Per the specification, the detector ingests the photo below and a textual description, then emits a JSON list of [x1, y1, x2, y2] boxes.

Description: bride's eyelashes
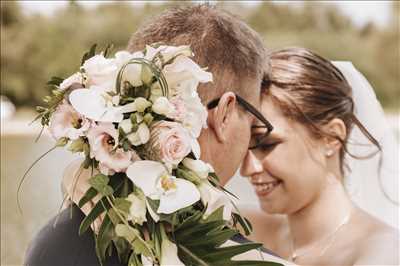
[[256, 141, 280, 152], [250, 134, 282, 151]]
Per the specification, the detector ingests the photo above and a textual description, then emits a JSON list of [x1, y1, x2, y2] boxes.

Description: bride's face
[[241, 96, 330, 214]]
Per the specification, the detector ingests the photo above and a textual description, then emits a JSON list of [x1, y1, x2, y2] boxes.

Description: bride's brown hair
[[265, 47, 381, 175]]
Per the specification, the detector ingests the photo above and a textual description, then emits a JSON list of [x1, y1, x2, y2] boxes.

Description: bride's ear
[[207, 92, 237, 143], [322, 118, 347, 154]]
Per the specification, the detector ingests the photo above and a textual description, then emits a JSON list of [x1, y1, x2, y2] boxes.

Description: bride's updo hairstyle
[[265, 47, 380, 175]]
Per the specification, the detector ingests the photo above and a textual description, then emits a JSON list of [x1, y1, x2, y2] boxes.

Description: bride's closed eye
[[254, 139, 281, 152], [250, 128, 282, 151]]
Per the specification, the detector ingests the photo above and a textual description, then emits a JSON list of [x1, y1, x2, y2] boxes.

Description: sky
[[18, 1, 393, 28]]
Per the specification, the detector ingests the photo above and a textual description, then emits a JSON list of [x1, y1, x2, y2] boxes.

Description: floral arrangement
[[25, 44, 280, 266]]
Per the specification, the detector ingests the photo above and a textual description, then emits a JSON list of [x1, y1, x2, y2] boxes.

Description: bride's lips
[[251, 180, 282, 197]]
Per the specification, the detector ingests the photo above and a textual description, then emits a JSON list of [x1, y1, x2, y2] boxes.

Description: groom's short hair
[[127, 4, 267, 102]]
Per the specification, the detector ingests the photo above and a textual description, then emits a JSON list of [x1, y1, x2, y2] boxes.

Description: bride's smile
[[251, 178, 282, 197]]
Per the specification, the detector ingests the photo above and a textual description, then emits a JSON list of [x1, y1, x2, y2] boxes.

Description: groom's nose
[[240, 150, 263, 177]]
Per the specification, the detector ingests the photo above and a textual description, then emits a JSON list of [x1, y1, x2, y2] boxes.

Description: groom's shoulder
[[24, 204, 122, 266]]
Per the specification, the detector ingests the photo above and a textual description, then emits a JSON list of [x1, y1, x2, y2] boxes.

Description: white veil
[[332, 62, 399, 228]]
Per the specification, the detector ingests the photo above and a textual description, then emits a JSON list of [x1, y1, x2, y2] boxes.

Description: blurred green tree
[[0, 1, 398, 109]]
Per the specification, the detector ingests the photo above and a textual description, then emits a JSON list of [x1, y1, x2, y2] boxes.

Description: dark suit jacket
[[24, 204, 277, 266]]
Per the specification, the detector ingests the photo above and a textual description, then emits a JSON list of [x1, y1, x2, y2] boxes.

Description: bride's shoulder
[[352, 209, 399, 265]]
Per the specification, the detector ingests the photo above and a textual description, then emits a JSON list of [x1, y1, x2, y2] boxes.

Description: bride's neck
[[287, 173, 354, 249]]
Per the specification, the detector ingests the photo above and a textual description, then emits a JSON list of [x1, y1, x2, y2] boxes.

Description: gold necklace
[[290, 211, 352, 262]]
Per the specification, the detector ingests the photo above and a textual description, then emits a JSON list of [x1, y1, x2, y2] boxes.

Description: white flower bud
[[119, 119, 133, 133], [134, 97, 151, 113], [127, 123, 150, 146], [126, 193, 147, 225], [152, 97, 174, 116], [182, 158, 210, 179], [141, 65, 153, 85]]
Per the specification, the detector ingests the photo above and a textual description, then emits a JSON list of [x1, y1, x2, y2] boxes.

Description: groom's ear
[[207, 92, 237, 143]]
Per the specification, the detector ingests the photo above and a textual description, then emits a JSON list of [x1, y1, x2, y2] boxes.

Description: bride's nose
[[240, 150, 263, 177]]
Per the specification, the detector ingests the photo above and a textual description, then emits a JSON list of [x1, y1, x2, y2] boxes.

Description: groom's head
[[128, 5, 267, 184]]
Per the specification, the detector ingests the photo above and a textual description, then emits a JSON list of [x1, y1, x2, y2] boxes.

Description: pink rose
[[48, 101, 91, 140], [87, 123, 136, 174], [148, 121, 192, 166]]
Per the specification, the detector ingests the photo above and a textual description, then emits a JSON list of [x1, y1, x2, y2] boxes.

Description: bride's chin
[[258, 195, 288, 214]]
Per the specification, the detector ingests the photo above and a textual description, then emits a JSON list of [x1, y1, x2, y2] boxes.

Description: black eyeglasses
[[207, 94, 273, 149]]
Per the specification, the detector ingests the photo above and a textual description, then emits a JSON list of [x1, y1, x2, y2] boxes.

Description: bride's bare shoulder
[[353, 209, 399, 265]]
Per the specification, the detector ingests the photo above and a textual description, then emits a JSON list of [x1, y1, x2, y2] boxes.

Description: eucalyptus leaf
[[78, 187, 98, 208], [46, 76, 64, 86], [79, 198, 110, 235], [95, 216, 114, 263]]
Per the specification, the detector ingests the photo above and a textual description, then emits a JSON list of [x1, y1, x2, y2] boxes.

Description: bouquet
[[25, 44, 281, 266]]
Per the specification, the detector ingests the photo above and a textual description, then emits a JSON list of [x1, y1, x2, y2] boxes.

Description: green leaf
[[95, 216, 114, 263], [78, 187, 98, 208], [68, 138, 86, 153], [178, 245, 208, 266], [201, 243, 263, 261], [204, 206, 224, 222], [114, 197, 131, 215], [107, 208, 121, 225], [115, 224, 153, 258], [46, 76, 64, 86], [226, 261, 283, 266], [81, 43, 97, 66], [55, 137, 69, 147], [79, 198, 110, 235], [232, 212, 253, 236], [185, 229, 238, 248], [128, 252, 142, 266], [175, 220, 226, 240], [176, 168, 201, 185], [89, 174, 114, 196], [103, 43, 114, 58], [113, 237, 131, 264]]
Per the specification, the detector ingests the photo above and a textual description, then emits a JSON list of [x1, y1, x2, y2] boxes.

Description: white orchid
[[126, 160, 200, 214], [69, 86, 136, 123], [81, 54, 118, 92], [160, 235, 184, 265], [114, 50, 144, 68], [59, 72, 83, 90], [140, 235, 184, 266], [163, 55, 213, 90], [198, 180, 234, 221]]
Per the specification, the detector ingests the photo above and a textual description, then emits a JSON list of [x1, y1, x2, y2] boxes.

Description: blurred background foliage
[[1, 0, 399, 110]]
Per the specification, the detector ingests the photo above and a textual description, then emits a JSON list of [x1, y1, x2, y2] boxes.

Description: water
[[1, 134, 76, 266]]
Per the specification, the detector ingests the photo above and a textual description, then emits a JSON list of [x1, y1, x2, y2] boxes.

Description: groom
[[25, 5, 286, 266]]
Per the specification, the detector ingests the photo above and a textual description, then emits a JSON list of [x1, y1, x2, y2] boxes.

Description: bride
[[240, 47, 399, 265]]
